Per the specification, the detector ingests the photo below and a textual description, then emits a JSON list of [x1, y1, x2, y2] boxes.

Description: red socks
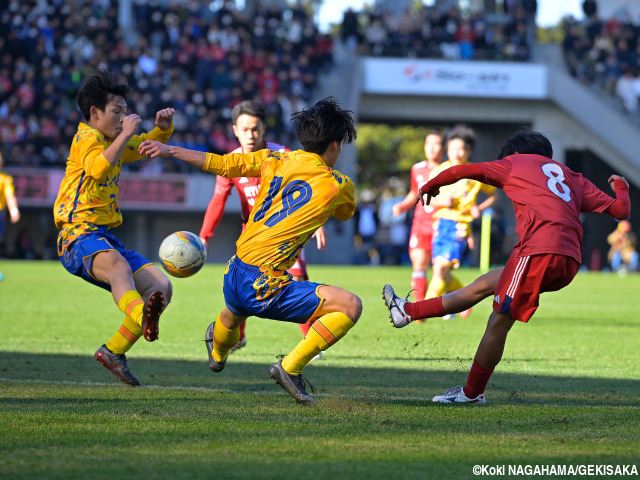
[[405, 296, 444, 320], [464, 358, 495, 399]]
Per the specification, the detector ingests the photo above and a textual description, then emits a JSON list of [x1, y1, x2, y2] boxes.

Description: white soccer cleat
[[432, 385, 486, 404], [382, 284, 412, 328]]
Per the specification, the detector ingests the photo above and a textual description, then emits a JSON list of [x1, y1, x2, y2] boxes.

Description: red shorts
[[493, 253, 580, 323], [408, 224, 433, 253], [288, 248, 308, 280]]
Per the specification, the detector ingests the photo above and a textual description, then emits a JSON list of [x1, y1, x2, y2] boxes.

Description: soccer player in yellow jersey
[[0, 152, 20, 281], [139, 98, 361, 405], [53, 69, 175, 386], [425, 125, 497, 318]]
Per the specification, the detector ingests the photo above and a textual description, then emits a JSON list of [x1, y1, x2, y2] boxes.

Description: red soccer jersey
[[478, 154, 616, 263], [410, 160, 439, 234], [199, 141, 289, 242]]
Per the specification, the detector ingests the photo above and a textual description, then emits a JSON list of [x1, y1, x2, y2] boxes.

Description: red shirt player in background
[[392, 129, 445, 302], [383, 130, 631, 404], [199, 100, 327, 353]]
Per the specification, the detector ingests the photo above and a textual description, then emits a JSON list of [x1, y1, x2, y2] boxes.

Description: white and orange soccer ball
[[158, 231, 206, 278]]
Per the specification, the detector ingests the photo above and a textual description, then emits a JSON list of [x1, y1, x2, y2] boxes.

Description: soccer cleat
[[311, 351, 323, 361], [442, 314, 456, 320], [142, 291, 164, 342], [268, 360, 316, 406], [432, 385, 486, 404], [229, 337, 247, 354], [204, 321, 227, 372], [94, 345, 140, 386], [382, 284, 412, 328], [460, 308, 472, 319]]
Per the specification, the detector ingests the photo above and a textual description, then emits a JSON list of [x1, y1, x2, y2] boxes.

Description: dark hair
[[291, 97, 356, 155], [426, 128, 445, 145], [446, 124, 475, 151], [497, 129, 553, 159], [77, 69, 131, 122], [231, 100, 266, 125]]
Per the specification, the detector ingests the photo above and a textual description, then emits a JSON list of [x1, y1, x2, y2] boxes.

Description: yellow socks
[[117, 290, 145, 328], [425, 277, 445, 299], [445, 276, 464, 293], [281, 312, 355, 375], [105, 291, 146, 355], [212, 316, 240, 362], [106, 316, 143, 354]]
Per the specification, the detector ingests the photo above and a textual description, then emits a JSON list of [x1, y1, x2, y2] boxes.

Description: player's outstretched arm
[[139, 141, 206, 169], [417, 163, 487, 205]]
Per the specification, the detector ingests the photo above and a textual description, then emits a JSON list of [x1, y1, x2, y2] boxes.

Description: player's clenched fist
[[155, 108, 175, 130], [122, 114, 141, 137]]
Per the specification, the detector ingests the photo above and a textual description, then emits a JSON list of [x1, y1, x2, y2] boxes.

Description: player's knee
[[345, 293, 363, 323]]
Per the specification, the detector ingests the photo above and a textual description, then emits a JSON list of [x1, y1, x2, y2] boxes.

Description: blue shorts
[[58, 225, 152, 292], [223, 255, 325, 324], [431, 219, 469, 268]]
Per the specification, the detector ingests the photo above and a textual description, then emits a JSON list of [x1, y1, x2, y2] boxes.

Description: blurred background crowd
[[1, 0, 638, 269]]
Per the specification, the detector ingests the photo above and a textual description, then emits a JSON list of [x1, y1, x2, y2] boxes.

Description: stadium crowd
[[562, 1, 640, 116], [340, 2, 536, 62], [0, 0, 332, 172]]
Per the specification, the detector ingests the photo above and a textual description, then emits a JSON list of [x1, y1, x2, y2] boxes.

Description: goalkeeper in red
[[139, 98, 361, 406], [383, 130, 631, 404]]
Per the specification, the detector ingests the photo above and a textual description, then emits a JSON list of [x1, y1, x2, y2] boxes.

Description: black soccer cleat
[[95, 344, 140, 386], [268, 360, 316, 406], [204, 321, 227, 372]]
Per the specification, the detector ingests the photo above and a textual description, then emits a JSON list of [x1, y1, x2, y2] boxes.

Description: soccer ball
[[158, 231, 206, 278]]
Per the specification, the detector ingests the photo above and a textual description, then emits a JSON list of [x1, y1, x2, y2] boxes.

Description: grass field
[[1, 260, 639, 479]]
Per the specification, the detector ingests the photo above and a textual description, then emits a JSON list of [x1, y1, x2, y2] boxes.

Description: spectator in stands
[[583, 0, 598, 21], [615, 66, 638, 113], [340, 8, 360, 48], [607, 220, 638, 273]]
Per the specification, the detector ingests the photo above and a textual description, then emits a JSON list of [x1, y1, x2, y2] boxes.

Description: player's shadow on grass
[[1, 351, 638, 407]]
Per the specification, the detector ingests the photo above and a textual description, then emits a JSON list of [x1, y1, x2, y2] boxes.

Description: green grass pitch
[[1, 260, 639, 479]]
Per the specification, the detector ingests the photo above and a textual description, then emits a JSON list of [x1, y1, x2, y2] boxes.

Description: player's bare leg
[[473, 310, 515, 370]]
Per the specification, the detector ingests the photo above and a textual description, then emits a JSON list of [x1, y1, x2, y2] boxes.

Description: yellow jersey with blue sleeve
[[428, 160, 496, 224], [0, 172, 15, 211], [204, 148, 355, 272], [54, 122, 173, 247]]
